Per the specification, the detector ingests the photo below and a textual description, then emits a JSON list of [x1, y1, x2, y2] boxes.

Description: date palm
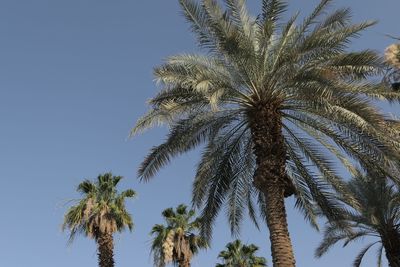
[[216, 240, 267, 267], [132, 0, 400, 266], [62, 173, 135, 267], [150, 204, 207, 267], [316, 172, 400, 267]]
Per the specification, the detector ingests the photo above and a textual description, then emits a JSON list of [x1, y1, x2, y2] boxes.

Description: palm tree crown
[[316, 172, 400, 267], [150, 204, 207, 267], [216, 240, 267, 267], [62, 173, 135, 267], [132, 0, 400, 266], [63, 173, 135, 240]]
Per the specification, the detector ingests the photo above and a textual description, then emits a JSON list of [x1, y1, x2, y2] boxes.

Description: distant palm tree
[[316, 173, 400, 267], [150, 204, 207, 267], [384, 39, 400, 91], [132, 0, 400, 266], [63, 173, 135, 267], [216, 240, 267, 267], [385, 43, 400, 69]]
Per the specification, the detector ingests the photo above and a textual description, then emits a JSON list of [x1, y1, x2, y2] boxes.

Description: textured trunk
[[383, 229, 400, 267], [176, 238, 192, 267], [97, 232, 115, 267], [248, 103, 296, 267], [261, 178, 295, 267], [178, 258, 190, 267]]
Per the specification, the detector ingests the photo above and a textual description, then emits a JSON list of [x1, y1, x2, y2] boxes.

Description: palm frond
[[353, 242, 379, 267], [63, 173, 135, 243]]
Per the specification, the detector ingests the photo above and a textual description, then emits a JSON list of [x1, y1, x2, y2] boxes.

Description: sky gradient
[[1, 0, 399, 266]]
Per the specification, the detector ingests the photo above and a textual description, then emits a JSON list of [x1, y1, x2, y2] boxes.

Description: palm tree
[[150, 204, 207, 267], [385, 43, 400, 69], [216, 240, 267, 267], [132, 0, 400, 266], [316, 172, 400, 267], [383, 38, 400, 91], [62, 173, 135, 267]]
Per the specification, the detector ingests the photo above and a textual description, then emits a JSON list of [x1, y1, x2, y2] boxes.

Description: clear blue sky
[[0, 0, 399, 266]]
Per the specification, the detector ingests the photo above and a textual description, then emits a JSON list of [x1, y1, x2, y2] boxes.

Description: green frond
[[120, 189, 136, 199], [179, 0, 217, 50], [285, 140, 344, 223], [316, 172, 400, 266], [63, 173, 135, 243], [150, 205, 207, 267], [297, 20, 377, 61], [284, 112, 377, 167], [299, 0, 332, 34], [283, 125, 347, 193], [193, 125, 253, 239], [316, 7, 352, 30], [261, 0, 287, 26], [77, 180, 96, 195], [191, 120, 249, 206], [216, 239, 267, 266], [266, 12, 299, 82], [325, 51, 383, 80], [111, 175, 123, 187], [223, 0, 253, 38], [246, 188, 261, 230], [131, 109, 174, 136], [286, 160, 319, 230], [176, 204, 188, 215], [226, 168, 246, 236], [138, 110, 238, 181]]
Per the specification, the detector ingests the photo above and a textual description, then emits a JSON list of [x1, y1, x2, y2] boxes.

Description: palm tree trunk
[[178, 258, 191, 267], [97, 232, 115, 267], [248, 103, 296, 267], [261, 177, 295, 267], [383, 229, 400, 267]]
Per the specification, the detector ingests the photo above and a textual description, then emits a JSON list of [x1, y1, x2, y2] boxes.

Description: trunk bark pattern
[[383, 229, 400, 267], [248, 103, 296, 267], [97, 232, 115, 267], [178, 258, 191, 267]]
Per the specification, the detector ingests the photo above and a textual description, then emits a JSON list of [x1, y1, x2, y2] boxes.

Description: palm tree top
[[150, 204, 207, 267], [216, 239, 267, 267], [151, 203, 206, 242], [161, 204, 200, 229], [62, 172, 136, 242]]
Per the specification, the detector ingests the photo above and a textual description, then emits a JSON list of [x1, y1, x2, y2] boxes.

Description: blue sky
[[0, 0, 399, 266]]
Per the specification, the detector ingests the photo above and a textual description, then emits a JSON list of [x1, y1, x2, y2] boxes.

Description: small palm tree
[[384, 37, 400, 91], [316, 172, 400, 267], [63, 173, 135, 267], [132, 0, 400, 266], [216, 240, 267, 267], [150, 204, 207, 267], [385, 43, 400, 69]]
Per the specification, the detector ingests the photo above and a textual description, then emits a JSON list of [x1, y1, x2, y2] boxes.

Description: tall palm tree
[[316, 172, 400, 267], [62, 173, 135, 267], [132, 0, 400, 266], [150, 204, 207, 267], [216, 240, 267, 267]]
